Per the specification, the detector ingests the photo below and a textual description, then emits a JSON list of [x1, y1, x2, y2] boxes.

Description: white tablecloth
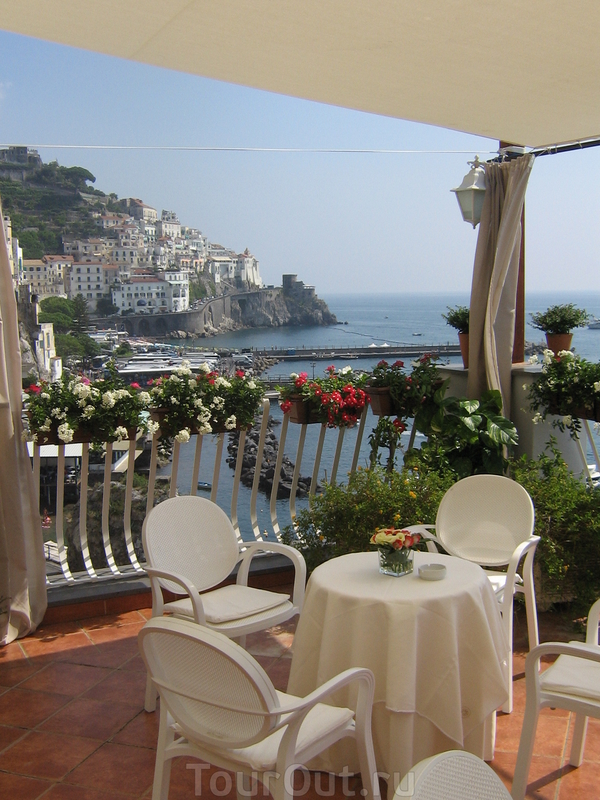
[[287, 551, 509, 792]]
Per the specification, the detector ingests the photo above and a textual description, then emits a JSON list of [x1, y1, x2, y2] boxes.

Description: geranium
[[149, 361, 264, 438], [528, 349, 600, 436], [24, 366, 151, 444], [278, 365, 368, 428]]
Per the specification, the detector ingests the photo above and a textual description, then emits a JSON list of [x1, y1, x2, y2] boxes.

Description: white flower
[[40, 392, 51, 400], [289, 372, 299, 380], [225, 415, 237, 430], [114, 426, 129, 441], [139, 391, 151, 405], [562, 415, 573, 428], [82, 406, 95, 418], [194, 398, 206, 409], [51, 407, 66, 420], [39, 418, 52, 432], [594, 382, 600, 393], [558, 350, 575, 360], [215, 377, 231, 388], [170, 396, 179, 405], [147, 419, 160, 436], [528, 355, 539, 364], [73, 383, 92, 399], [197, 408, 211, 424], [523, 384, 528, 391], [175, 428, 191, 443], [211, 396, 225, 411], [247, 380, 256, 389], [170, 374, 181, 383], [340, 366, 352, 375], [198, 362, 211, 374], [542, 349, 554, 365], [57, 423, 74, 443], [102, 391, 116, 408], [188, 379, 196, 389], [532, 413, 543, 424], [197, 422, 212, 434]]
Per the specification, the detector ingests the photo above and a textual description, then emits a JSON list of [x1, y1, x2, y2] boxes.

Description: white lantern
[[451, 156, 487, 227]]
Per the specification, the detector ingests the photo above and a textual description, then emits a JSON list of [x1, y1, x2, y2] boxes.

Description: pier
[[251, 343, 461, 361]]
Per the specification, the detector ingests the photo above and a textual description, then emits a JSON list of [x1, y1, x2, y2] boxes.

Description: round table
[[287, 551, 509, 795]]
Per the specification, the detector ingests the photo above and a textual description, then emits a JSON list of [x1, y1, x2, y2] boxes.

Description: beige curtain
[[467, 154, 534, 416], [0, 201, 47, 644]]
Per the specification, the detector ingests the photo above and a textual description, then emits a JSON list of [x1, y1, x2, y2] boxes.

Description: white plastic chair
[[139, 616, 382, 800], [407, 474, 539, 713], [512, 598, 600, 800], [399, 750, 512, 800], [142, 495, 306, 711]]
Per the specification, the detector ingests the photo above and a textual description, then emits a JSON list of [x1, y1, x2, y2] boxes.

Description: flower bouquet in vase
[[370, 527, 422, 577]]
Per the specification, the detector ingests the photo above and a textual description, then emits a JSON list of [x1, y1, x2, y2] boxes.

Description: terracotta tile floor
[[0, 600, 596, 799]]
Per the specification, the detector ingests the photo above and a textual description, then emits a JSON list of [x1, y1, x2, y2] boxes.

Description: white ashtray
[[418, 563, 447, 581]]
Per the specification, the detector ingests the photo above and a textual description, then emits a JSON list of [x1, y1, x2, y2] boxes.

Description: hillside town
[[1, 146, 264, 315]]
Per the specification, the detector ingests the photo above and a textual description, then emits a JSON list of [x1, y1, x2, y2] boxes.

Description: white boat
[[588, 318, 600, 329]]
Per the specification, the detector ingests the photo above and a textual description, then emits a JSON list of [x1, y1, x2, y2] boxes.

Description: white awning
[[0, 1, 598, 148]]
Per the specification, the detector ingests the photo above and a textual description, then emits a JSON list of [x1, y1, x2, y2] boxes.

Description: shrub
[[510, 441, 600, 611], [442, 305, 470, 333], [281, 465, 455, 573], [530, 303, 589, 334]]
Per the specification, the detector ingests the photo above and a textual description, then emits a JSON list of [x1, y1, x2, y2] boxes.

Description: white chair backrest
[[142, 496, 240, 592], [435, 475, 535, 567], [139, 617, 280, 748], [405, 750, 512, 800]]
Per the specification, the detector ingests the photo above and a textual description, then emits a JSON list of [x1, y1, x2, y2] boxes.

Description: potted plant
[[24, 371, 151, 445], [370, 526, 424, 576], [149, 361, 264, 441], [527, 350, 600, 437], [278, 365, 368, 427], [442, 305, 470, 368], [365, 359, 410, 417], [530, 303, 589, 354]]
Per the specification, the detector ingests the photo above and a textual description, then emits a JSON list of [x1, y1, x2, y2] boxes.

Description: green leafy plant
[[530, 303, 589, 335], [442, 305, 470, 333], [409, 389, 518, 477], [281, 465, 455, 573], [527, 350, 600, 436], [368, 416, 406, 472]]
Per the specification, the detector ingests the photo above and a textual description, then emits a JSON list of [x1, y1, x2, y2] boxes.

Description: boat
[[588, 318, 600, 329], [412, 332, 423, 336], [197, 481, 212, 491]]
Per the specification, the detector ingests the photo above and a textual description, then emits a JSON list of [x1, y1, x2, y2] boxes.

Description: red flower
[[130, 382, 141, 390], [235, 370, 245, 378], [393, 418, 406, 431], [393, 360, 404, 368], [326, 365, 336, 374], [280, 400, 292, 414], [377, 360, 388, 367], [28, 384, 41, 394]]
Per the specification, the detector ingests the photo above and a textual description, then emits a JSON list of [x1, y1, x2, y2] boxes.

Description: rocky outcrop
[[231, 288, 337, 329], [226, 417, 317, 498]]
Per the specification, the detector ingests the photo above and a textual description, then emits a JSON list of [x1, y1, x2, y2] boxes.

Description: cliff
[[230, 288, 337, 328]]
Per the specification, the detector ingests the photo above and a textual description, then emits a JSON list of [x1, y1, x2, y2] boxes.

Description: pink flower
[[235, 370, 245, 378], [130, 382, 141, 390]]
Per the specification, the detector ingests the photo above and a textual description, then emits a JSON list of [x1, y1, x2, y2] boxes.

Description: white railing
[[35, 397, 370, 586]]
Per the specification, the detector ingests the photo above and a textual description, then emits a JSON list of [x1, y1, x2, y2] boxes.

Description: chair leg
[[512, 704, 540, 800], [152, 705, 174, 800], [355, 727, 382, 800], [145, 673, 158, 713], [236, 771, 257, 800], [523, 573, 539, 651], [501, 605, 514, 714], [570, 713, 589, 767]]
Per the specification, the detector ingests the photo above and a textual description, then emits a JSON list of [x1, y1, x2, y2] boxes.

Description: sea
[[162, 291, 600, 540]]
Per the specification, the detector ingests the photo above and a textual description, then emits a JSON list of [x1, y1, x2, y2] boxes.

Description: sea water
[[165, 291, 600, 539]]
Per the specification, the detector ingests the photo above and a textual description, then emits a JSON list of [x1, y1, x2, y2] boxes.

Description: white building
[[163, 268, 190, 312], [111, 276, 171, 314], [22, 256, 71, 298], [236, 249, 263, 287]]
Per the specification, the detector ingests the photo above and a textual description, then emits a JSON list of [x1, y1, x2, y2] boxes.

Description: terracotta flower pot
[[458, 332, 469, 369], [545, 333, 573, 355], [365, 386, 393, 416]]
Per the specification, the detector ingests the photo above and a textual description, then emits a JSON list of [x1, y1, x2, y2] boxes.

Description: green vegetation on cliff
[[0, 160, 109, 258]]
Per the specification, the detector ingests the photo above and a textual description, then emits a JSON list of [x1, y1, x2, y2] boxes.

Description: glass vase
[[378, 547, 414, 577]]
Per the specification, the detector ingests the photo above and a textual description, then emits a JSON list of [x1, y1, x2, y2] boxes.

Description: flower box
[[287, 396, 322, 425], [365, 386, 393, 416]]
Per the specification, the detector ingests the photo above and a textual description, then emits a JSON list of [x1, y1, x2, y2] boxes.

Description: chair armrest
[[526, 641, 600, 679], [272, 667, 375, 731], [505, 536, 540, 588], [404, 524, 440, 553], [145, 567, 206, 625], [236, 541, 307, 612], [586, 599, 600, 644]]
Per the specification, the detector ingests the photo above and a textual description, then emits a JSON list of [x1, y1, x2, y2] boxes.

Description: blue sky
[[0, 30, 599, 295]]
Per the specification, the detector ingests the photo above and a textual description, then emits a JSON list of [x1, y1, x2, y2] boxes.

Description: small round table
[[287, 551, 508, 796]]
